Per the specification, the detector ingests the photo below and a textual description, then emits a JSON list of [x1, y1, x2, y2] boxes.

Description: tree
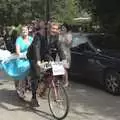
[[50, 0, 79, 24], [0, 0, 45, 25], [0, 0, 79, 25], [92, 0, 120, 34]]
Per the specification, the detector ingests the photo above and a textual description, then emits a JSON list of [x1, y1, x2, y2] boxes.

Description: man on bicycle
[[27, 22, 65, 107]]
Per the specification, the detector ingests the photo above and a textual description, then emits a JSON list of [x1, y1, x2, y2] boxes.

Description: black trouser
[[29, 54, 54, 99], [29, 60, 40, 99]]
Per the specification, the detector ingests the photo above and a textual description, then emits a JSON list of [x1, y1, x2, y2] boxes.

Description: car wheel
[[104, 70, 120, 95]]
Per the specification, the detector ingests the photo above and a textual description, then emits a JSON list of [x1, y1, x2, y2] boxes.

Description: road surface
[[0, 79, 119, 120]]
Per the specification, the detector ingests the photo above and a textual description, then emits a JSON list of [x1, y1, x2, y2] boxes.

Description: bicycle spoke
[[48, 82, 69, 119]]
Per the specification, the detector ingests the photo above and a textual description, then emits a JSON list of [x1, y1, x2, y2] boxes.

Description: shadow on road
[[0, 88, 54, 120]]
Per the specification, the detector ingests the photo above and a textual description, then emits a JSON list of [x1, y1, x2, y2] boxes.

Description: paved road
[[0, 79, 120, 120]]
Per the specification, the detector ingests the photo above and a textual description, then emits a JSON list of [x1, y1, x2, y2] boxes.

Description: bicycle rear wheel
[[48, 80, 69, 119]]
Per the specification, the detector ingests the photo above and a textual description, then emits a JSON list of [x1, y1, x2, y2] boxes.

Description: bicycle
[[39, 61, 69, 120], [10, 55, 69, 119]]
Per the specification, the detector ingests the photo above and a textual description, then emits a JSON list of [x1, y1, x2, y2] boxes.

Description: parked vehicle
[[70, 33, 120, 95]]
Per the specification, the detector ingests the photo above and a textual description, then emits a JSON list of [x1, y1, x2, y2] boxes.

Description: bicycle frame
[[43, 69, 60, 100], [39, 62, 69, 119]]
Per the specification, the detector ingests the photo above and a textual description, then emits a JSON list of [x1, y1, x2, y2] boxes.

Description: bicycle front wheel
[[48, 81, 69, 119]]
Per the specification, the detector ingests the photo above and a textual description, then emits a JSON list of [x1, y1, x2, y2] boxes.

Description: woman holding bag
[[15, 25, 33, 98]]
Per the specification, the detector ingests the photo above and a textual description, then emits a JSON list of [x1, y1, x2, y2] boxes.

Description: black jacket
[[27, 32, 65, 62], [27, 32, 47, 61]]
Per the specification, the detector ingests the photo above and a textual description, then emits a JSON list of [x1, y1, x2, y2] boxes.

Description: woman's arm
[[16, 45, 21, 55], [15, 37, 22, 56]]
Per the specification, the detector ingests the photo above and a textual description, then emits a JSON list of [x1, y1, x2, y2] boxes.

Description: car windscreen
[[88, 35, 120, 50], [72, 34, 87, 47]]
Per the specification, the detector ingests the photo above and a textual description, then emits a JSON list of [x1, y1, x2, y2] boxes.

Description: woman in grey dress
[[59, 24, 72, 87]]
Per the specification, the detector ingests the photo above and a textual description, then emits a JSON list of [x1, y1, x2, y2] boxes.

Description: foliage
[[92, 0, 120, 34], [0, 0, 79, 25], [50, 0, 79, 24]]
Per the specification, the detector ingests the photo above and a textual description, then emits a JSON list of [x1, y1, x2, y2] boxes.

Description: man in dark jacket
[[27, 22, 65, 107]]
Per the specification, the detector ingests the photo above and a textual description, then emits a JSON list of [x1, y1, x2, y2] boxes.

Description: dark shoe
[[31, 98, 39, 107]]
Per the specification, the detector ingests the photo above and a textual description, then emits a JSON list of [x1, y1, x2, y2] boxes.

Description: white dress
[[59, 32, 72, 69]]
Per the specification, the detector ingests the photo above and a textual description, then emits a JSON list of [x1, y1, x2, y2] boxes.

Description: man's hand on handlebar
[[37, 60, 41, 67], [37, 60, 49, 67]]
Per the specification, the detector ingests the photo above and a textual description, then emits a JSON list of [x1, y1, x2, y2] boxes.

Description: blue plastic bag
[[1, 58, 30, 80], [0, 60, 3, 70]]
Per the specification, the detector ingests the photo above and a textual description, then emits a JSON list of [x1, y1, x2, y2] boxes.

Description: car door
[[82, 36, 106, 80], [71, 38, 103, 80], [82, 42, 100, 79], [70, 35, 89, 76]]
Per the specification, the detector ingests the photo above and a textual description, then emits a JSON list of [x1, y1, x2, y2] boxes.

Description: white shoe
[[16, 89, 25, 98]]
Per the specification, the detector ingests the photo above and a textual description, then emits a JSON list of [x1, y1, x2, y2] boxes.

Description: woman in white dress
[[59, 24, 72, 87]]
